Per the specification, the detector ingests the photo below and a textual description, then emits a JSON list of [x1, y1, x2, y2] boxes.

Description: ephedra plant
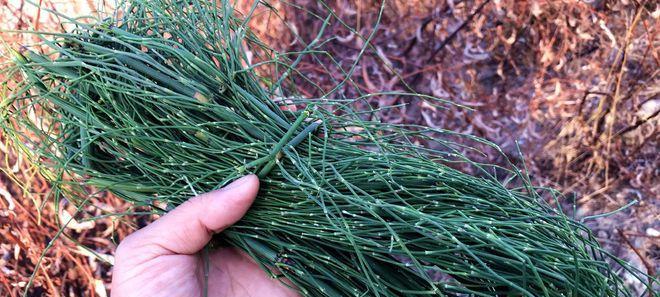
[[1, 0, 656, 296]]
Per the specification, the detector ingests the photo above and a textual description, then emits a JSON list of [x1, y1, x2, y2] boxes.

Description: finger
[[122, 174, 259, 255]]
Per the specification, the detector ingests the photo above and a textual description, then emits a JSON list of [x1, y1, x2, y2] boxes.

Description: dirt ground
[[1, 0, 658, 296]]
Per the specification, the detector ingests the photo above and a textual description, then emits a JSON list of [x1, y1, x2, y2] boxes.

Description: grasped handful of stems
[[2, 0, 655, 296]]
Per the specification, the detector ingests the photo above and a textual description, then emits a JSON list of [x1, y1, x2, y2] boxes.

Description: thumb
[[119, 174, 259, 255]]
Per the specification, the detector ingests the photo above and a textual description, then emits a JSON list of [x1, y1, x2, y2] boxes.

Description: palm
[[113, 247, 295, 297]]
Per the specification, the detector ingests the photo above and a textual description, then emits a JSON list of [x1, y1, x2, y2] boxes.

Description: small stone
[[646, 228, 660, 237]]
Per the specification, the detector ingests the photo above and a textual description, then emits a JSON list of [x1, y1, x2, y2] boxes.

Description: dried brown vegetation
[[1, 0, 658, 295]]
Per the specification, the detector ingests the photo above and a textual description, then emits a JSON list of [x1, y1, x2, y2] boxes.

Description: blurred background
[[1, 0, 657, 296]]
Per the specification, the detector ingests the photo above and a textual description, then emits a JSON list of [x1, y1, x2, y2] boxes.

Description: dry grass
[[1, 0, 658, 295], [0, 141, 138, 296]]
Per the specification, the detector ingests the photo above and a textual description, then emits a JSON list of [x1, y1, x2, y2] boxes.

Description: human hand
[[111, 175, 299, 297]]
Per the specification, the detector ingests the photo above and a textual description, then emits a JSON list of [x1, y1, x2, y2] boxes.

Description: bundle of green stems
[[1, 0, 654, 296]]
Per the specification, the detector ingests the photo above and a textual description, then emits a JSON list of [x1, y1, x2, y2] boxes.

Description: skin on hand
[[111, 175, 299, 297]]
